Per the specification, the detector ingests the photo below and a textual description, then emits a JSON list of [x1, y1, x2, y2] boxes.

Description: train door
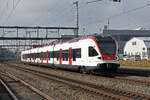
[[59, 49, 62, 64], [88, 46, 99, 65], [69, 48, 72, 65]]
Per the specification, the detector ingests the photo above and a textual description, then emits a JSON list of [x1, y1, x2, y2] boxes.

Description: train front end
[[93, 35, 120, 72]]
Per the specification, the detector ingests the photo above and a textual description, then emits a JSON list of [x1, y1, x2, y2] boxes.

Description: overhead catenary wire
[[0, 0, 10, 22], [85, 2, 150, 26], [2, 0, 22, 25], [34, 0, 87, 26], [31, 0, 61, 25], [86, 0, 103, 4], [33, 3, 73, 25]]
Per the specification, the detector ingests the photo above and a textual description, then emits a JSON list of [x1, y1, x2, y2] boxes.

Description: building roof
[[103, 30, 150, 35], [133, 37, 150, 48], [134, 37, 150, 42], [145, 42, 150, 48]]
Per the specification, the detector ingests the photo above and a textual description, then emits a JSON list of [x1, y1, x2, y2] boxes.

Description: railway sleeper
[[79, 66, 88, 74]]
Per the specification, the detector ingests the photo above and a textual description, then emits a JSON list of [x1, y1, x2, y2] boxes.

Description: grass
[[119, 60, 150, 67]]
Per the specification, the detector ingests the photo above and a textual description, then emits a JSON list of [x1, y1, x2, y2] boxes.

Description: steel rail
[[7, 73, 55, 100], [13, 67, 130, 100], [0, 72, 55, 100], [0, 79, 19, 100], [10, 65, 149, 100], [21, 63, 150, 87], [5, 63, 150, 99]]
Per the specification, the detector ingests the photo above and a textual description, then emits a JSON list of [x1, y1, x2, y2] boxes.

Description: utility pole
[[73, 1, 79, 38], [13, 0, 15, 9]]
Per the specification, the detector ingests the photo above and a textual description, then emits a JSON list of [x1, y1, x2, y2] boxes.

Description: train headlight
[[115, 56, 119, 60]]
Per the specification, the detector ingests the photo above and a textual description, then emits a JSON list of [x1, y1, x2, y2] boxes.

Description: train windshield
[[97, 39, 116, 55]]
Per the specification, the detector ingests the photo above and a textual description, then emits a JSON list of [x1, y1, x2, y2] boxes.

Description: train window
[[36, 53, 39, 58], [48, 52, 51, 60], [57, 51, 59, 61], [35, 53, 37, 58], [62, 52, 64, 61], [53, 51, 58, 60], [97, 40, 116, 55], [43, 52, 47, 60], [72, 48, 81, 61], [53, 51, 55, 58], [89, 46, 98, 57], [32, 54, 34, 58], [49, 51, 52, 58], [62, 50, 68, 61], [39, 53, 41, 58], [76, 49, 81, 58], [35, 53, 38, 58], [23, 55, 25, 59], [66, 50, 69, 61], [73, 48, 81, 59], [30, 54, 31, 58], [32, 54, 34, 59]]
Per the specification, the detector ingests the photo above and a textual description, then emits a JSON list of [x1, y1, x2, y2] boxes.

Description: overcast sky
[[0, 0, 150, 34]]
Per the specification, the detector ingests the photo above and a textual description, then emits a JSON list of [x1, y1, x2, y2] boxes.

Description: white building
[[124, 37, 150, 59]]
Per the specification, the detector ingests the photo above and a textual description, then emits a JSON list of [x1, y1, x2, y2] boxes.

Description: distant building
[[124, 37, 150, 59], [0, 47, 15, 60], [102, 30, 150, 54]]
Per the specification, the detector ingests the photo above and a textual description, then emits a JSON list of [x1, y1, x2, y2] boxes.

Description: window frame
[[89, 46, 98, 57]]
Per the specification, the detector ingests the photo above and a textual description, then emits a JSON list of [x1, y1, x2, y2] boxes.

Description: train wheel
[[88, 70, 94, 74], [80, 66, 87, 74]]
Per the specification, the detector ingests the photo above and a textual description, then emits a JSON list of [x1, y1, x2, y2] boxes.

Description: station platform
[[118, 66, 150, 76]]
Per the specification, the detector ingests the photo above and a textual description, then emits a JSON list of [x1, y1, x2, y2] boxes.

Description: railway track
[[0, 72, 55, 100], [93, 72, 150, 87], [0, 77, 18, 100], [19, 63, 150, 87], [4, 64, 150, 100]]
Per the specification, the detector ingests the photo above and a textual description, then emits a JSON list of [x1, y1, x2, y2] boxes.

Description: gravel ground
[[12, 63, 150, 95], [0, 63, 108, 100], [0, 73, 44, 100], [0, 80, 12, 100]]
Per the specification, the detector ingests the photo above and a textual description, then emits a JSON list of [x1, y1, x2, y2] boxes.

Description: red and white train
[[21, 35, 120, 73]]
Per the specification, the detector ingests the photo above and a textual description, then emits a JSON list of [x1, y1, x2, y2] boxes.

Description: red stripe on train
[[59, 49, 62, 64], [41, 52, 43, 63], [69, 48, 72, 65]]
